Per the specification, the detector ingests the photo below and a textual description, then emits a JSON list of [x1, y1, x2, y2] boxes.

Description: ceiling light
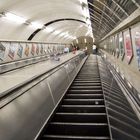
[[80, 0, 87, 4], [53, 30, 61, 35], [59, 32, 65, 37], [31, 22, 43, 29], [86, 18, 91, 25], [4, 12, 26, 23], [76, 39, 79, 44], [45, 27, 54, 32], [84, 38, 87, 43]]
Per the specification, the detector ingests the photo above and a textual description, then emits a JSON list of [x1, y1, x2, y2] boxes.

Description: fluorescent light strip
[[45, 27, 54, 32], [31, 22, 44, 29], [84, 38, 87, 43], [4, 12, 26, 23]]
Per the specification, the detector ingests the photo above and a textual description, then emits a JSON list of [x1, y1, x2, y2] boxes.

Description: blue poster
[[135, 31, 140, 69], [17, 43, 23, 58], [8, 43, 16, 60]]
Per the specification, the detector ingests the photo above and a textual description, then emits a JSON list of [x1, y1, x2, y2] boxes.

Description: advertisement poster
[[44, 44, 48, 54], [8, 43, 16, 60], [115, 34, 119, 58], [119, 32, 125, 60], [112, 36, 116, 56], [123, 29, 133, 64], [17, 43, 23, 58], [135, 31, 140, 69], [0, 42, 6, 61], [31, 43, 36, 56], [40, 44, 44, 54], [25, 43, 30, 56], [53, 45, 57, 54], [36, 44, 39, 55]]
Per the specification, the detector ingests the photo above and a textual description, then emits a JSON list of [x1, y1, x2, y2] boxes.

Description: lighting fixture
[[53, 30, 61, 35], [45, 27, 54, 32], [31, 22, 44, 29], [84, 38, 87, 43], [4, 12, 26, 23]]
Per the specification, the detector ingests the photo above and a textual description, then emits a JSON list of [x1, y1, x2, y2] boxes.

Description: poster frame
[[123, 28, 133, 64]]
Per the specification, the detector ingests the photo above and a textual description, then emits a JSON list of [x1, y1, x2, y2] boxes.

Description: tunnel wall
[[0, 41, 68, 64], [99, 22, 140, 92]]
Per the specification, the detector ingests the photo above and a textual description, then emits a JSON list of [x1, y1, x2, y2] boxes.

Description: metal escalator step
[[73, 81, 101, 83], [72, 83, 101, 86], [75, 78, 100, 80], [66, 94, 103, 99], [63, 99, 104, 105], [58, 105, 106, 113], [68, 89, 103, 94], [42, 135, 110, 140], [76, 76, 100, 78], [45, 122, 109, 136], [70, 86, 102, 90], [53, 113, 107, 123]]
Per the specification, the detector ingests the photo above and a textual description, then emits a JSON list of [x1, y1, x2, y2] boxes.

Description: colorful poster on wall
[[17, 43, 23, 58], [135, 31, 140, 69], [31, 43, 36, 56], [40, 44, 44, 54], [8, 43, 16, 60], [119, 32, 125, 60], [25, 43, 30, 56], [36, 44, 39, 55], [110, 36, 114, 55], [115, 34, 119, 58], [44, 44, 48, 54], [123, 29, 133, 64], [0, 42, 6, 61]]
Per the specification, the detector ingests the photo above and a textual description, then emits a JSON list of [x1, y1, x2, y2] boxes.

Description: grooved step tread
[[50, 122, 108, 126], [56, 112, 107, 115], [43, 134, 110, 139]]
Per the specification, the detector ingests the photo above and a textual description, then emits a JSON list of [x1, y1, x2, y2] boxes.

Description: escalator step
[[70, 86, 102, 90], [45, 122, 109, 136], [42, 135, 110, 140], [66, 94, 103, 99], [74, 80, 101, 82], [53, 113, 108, 123], [68, 89, 103, 94], [58, 105, 106, 113], [72, 83, 101, 86], [63, 99, 104, 105]]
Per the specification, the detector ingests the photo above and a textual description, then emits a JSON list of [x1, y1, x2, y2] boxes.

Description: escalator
[[39, 55, 110, 140], [37, 55, 140, 140]]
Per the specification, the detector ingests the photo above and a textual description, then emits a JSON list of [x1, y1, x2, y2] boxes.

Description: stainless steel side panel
[[47, 67, 69, 104], [64, 60, 76, 81], [0, 81, 54, 140]]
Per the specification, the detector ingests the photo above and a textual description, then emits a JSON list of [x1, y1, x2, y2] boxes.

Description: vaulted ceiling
[[87, 0, 140, 41], [0, 0, 139, 43], [0, 0, 92, 43]]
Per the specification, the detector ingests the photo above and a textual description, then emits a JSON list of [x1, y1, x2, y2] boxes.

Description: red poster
[[123, 29, 133, 64]]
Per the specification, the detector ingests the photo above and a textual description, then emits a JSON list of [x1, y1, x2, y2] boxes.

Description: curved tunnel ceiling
[[0, 0, 93, 43], [0, 0, 139, 43], [28, 18, 86, 40], [87, 0, 140, 41]]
